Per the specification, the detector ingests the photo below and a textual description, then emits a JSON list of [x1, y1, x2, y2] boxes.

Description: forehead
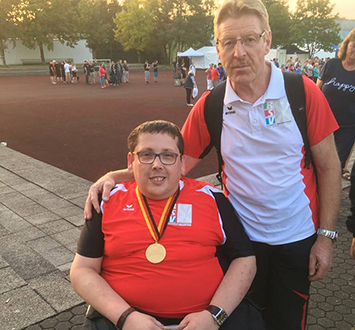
[[218, 14, 263, 38], [135, 132, 179, 151]]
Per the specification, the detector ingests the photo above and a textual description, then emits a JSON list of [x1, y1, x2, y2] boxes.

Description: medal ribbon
[[135, 185, 180, 242]]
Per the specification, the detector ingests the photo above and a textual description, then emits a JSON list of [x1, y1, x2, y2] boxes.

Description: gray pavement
[[0, 145, 354, 330]]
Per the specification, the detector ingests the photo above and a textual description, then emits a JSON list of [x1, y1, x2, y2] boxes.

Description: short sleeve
[[77, 207, 104, 258]]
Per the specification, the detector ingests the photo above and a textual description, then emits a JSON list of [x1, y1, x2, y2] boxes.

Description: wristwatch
[[207, 305, 228, 327], [317, 228, 338, 242]]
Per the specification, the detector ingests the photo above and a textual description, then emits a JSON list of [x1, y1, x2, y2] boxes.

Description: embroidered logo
[[123, 204, 135, 211], [225, 105, 235, 115]]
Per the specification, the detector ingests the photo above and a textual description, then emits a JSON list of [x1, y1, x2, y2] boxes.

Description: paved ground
[[0, 145, 354, 330]]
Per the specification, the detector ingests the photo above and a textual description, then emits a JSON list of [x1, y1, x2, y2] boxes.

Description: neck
[[230, 61, 272, 103], [342, 58, 355, 71]]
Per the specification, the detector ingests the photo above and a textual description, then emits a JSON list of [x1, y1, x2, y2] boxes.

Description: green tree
[[11, 0, 80, 63], [0, 0, 18, 65], [114, 0, 214, 63], [77, 0, 121, 59], [263, 0, 292, 48], [291, 0, 341, 57]]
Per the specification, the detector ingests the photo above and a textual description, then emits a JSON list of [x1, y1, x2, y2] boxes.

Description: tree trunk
[[39, 42, 45, 63], [0, 39, 7, 66]]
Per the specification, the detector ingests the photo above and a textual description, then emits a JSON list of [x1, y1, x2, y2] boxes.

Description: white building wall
[[1, 39, 92, 65]]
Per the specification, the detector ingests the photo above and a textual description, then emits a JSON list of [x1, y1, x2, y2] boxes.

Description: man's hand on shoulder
[[179, 310, 219, 330], [123, 311, 164, 330], [84, 174, 116, 220], [308, 235, 334, 282]]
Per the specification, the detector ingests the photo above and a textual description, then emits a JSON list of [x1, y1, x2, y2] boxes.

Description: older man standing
[[84, 1, 341, 329]]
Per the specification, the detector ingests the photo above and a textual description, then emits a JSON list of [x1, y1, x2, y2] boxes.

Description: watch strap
[[317, 228, 338, 241], [207, 305, 228, 326]]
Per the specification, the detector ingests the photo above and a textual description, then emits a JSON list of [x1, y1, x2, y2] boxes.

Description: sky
[[286, 0, 355, 20]]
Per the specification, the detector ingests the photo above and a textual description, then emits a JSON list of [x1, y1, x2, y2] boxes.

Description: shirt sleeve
[[77, 206, 104, 258], [303, 75, 339, 147], [212, 191, 254, 263], [181, 91, 213, 159]]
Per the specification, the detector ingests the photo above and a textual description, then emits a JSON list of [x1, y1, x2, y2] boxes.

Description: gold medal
[[145, 243, 166, 264]]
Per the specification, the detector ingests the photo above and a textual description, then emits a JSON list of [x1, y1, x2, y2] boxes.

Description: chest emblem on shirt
[[123, 204, 135, 211], [168, 204, 192, 226], [225, 105, 235, 115]]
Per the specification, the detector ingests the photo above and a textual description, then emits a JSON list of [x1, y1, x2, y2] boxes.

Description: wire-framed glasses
[[217, 31, 266, 51], [132, 151, 181, 165]]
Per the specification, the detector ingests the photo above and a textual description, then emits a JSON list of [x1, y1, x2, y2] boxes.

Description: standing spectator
[[88, 61, 94, 84], [180, 61, 187, 84], [313, 62, 320, 83], [317, 28, 355, 181], [123, 60, 129, 83], [71, 62, 78, 83], [152, 60, 158, 83], [49, 60, 57, 84], [211, 64, 219, 88], [64, 61, 71, 84], [184, 71, 196, 106], [55, 60, 62, 84], [93, 59, 100, 85], [189, 61, 196, 76], [144, 60, 150, 84], [217, 62, 226, 82], [205, 63, 213, 90], [83, 60, 90, 85], [111, 61, 119, 86], [118, 60, 124, 84], [60, 61, 66, 83], [172, 59, 177, 75], [99, 62, 106, 89], [273, 58, 279, 68]]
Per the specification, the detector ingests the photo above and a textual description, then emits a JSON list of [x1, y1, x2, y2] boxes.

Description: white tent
[[192, 46, 220, 69], [177, 47, 204, 57]]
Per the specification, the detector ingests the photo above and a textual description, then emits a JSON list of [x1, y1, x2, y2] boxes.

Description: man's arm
[[316, 78, 323, 89], [84, 156, 201, 219], [308, 133, 341, 281], [179, 256, 256, 330], [70, 254, 164, 330]]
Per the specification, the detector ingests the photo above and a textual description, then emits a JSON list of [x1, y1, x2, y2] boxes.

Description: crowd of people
[[49, 60, 79, 84]]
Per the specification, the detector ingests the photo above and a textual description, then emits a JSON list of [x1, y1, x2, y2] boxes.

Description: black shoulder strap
[[282, 72, 312, 168], [203, 81, 226, 185]]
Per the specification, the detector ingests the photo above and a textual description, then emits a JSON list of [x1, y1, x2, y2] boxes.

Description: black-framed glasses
[[217, 31, 266, 51], [132, 151, 181, 165]]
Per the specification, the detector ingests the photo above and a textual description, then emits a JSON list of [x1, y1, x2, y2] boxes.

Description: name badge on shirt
[[264, 99, 292, 127], [168, 204, 192, 226]]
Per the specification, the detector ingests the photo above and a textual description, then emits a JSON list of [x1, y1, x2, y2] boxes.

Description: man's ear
[[127, 152, 134, 174], [181, 155, 186, 176]]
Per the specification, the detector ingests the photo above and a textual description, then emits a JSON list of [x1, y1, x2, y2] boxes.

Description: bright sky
[[286, 0, 355, 20]]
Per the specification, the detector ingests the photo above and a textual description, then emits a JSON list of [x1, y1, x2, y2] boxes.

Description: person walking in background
[[71, 62, 78, 83], [144, 60, 150, 84], [111, 61, 119, 87], [180, 61, 187, 84], [317, 28, 355, 181], [205, 63, 213, 90], [99, 62, 106, 89], [152, 60, 158, 83], [123, 60, 129, 83], [211, 64, 219, 88], [217, 62, 226, 82], [118, 60, 124, 85], [189, 61, 196, 76], [313, 62, 320, 83], [184, 71, 196, 106], [83, 60, 90, 85]]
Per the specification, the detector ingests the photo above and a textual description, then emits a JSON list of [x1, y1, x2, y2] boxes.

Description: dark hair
[[127, 120, 184, 154]]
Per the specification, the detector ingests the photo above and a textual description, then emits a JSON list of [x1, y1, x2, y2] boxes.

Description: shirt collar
[[224, 61, 286, 107]]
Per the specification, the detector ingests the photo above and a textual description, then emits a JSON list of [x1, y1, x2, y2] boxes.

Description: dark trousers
[[334, 126, 355, 170], [186, 88, 192, 104], [83, 299, 264, 330], [247, 234, 317, 330], [85, 73, 90, 84]]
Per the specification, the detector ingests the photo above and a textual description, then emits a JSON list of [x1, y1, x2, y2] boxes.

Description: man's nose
[[151, 155, 163, 167], [233, 41, 246, 57]]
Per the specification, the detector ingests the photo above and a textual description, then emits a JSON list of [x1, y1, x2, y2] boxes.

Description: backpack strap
[[282, 72, 312, 169], [203, 81, 226, 185]]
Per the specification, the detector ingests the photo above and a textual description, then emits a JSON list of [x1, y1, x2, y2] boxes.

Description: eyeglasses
[[217, 31, 266, 51], [132, 151, 181, 165]]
